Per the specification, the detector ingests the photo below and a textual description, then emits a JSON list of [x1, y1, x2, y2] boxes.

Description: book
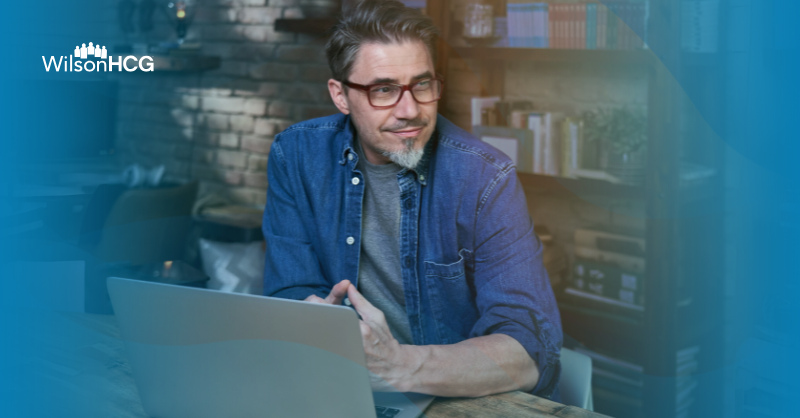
[[471, 96, 500, 128], [559, 118, 582, 178], [572, 257, 645, 304], [542, 112, 563, 176], [597, 3, 608, 49], [528, 113, 544, 173], [586, 3, 597, 50], [574, 246, 646, 273], [473, 126, 536, 173], [577, 3, 586, 50]]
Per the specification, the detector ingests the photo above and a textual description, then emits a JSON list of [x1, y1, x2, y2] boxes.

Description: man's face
[[329, 40, 438, 168]]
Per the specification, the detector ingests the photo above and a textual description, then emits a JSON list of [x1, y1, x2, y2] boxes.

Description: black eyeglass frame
[[341, 77, 445, 109]]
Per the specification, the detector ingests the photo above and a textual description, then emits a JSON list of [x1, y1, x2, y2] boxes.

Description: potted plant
[[581, 106, 648, 185]]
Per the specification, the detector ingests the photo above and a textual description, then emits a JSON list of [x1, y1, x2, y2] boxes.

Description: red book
[[548, 3, 556, 49]]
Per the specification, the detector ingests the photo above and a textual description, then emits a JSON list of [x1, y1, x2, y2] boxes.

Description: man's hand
[[347, 285, 423, 393], [304, 280, 351, 305]]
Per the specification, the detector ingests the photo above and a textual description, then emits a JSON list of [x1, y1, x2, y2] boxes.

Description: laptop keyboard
[[375, 406, 402, 418]]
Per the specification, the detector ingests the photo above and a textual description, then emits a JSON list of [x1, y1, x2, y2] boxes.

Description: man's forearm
[[399, 334, 540, 397]]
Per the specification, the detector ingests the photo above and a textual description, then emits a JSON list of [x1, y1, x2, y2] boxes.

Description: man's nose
[[392, 89, 420, 120]]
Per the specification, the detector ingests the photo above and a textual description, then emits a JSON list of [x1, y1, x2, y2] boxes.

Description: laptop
[[107, 277, 434, 418]]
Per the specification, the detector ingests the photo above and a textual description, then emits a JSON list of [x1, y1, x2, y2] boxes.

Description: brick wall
[[113, 0, 339, 207]]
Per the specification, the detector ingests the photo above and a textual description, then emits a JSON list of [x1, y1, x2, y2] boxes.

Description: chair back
[[92, 182, 198, 264], [559, 347, 593, 411]]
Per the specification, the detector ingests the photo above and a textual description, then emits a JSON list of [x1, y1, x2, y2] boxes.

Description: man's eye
[[372, 86, 393, 94], [416, 80, 430, 87]]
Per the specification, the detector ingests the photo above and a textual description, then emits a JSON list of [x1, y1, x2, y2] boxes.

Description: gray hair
[[325, 0, 440, 82]]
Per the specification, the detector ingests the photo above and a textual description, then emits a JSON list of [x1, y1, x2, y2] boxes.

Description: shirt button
[[404, 199, 413, 209], [346, 236, 355, 245], [344, 297, 351, 306], [419, 175, 425, 181], [404, 256, 413, 268], [348, 153, 354, 161], [351, 177, 360, 185]]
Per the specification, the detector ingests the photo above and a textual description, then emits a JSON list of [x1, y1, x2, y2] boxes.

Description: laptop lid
[[107, 277, 376, 418]]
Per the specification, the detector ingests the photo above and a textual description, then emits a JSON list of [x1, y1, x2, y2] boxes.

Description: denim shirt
[[263, 113, 562, 398]]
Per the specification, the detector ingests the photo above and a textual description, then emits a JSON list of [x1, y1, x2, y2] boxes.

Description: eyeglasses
[[342, 77, 444, 109]]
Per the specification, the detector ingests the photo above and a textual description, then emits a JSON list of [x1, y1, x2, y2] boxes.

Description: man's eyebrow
[[367, 71, 434, 85]]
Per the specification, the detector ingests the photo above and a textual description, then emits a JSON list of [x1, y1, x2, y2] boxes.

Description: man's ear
[[328, 79, 350, 115]]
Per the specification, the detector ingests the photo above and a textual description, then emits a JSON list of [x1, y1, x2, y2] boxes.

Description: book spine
[[608, 3, 618, 50], [527, 3, 536, 48], [569, 4, 576, 49], [529, 114, 543, 174], [579, 3, 586, 50], [548, 4, 555, 49], [597, 4, 607, 49], [542, 3, 549, 48], [560, 119, 572, 177]]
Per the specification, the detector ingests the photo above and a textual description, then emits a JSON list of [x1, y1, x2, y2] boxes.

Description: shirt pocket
[[424, 248, 471, 280], [423, 248, 476, 343]]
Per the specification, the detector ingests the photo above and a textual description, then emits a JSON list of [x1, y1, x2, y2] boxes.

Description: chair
[[559, 347, 594, 411]]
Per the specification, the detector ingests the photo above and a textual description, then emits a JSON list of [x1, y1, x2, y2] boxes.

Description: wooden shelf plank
[[275, 18, 337, 34], [517, 173, 645, 199], [451, 46, 655, 67]]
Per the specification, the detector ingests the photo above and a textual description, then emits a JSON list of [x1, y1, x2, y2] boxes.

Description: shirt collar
[[339, 114, 436, 186]]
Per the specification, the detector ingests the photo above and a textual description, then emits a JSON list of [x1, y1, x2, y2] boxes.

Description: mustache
[[381, 118, 429, 132]]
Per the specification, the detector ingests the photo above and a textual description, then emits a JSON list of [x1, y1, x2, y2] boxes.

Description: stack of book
[[680, 0, 719, 53], [565, 228, 646, 312], [505, 1, 648, 50], [471, 97, 623, 183], [675, 346, 700, 418]]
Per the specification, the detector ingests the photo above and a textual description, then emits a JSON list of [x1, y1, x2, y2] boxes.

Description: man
[[263, 0, 562, 399]]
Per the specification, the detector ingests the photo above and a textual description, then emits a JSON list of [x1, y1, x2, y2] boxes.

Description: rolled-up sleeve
[[262, 138, 330, 300], [468, 166, 563, 398]]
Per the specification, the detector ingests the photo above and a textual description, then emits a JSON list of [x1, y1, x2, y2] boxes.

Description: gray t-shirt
[[355, 140, 414, 345]]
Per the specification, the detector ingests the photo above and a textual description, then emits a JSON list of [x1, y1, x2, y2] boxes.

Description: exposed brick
[[250, 62, 297, 81], [193, 130, 220, 146], [243, 172, 268, 189], [197, 113, 230, 130], [276, 45, 325, 63], [248, 154, 269, 171], [216, 150, 248, 168], [193, 147, 216, 164], [241, 136, 272, 154], [229, 43, 276, 61], [299, 65, 332, 82], [170, 108, 195, 127], [219, 132, 240, 148], [202, 96, 246, 113], [237, 7, 281, 24], [180, 95, 200, 109], [195, 7, 237, 23], [268, 101, 293, 118], [213, 60, 251, 76], [243, 98, 268, 115], [283, 7, 302, 18], [254, 118, 278, 136], [253, 190, 267, 206], [230, 115, 255, 132], [231, 80, 280, 97], [241, 25, 295, 43]]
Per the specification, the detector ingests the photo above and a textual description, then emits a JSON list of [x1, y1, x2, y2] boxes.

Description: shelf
[[451, 47, 655, 67], [152, 55, 221, 72], [517, 173, 645, 199], [274, 18, 337, 35]]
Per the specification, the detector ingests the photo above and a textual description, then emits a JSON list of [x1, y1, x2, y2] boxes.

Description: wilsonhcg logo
[[43, 42, 154, 72]]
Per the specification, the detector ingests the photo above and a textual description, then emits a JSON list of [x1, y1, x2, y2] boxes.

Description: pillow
[[199, 238, 264, 295]]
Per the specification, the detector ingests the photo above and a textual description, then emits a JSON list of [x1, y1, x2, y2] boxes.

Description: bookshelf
[[429, 1, 726, 418]]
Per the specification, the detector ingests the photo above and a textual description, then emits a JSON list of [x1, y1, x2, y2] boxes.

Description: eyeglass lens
[[369, 79, 442, 107]]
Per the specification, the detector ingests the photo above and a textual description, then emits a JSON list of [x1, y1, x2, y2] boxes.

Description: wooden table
[[21, 311, 607, 418]]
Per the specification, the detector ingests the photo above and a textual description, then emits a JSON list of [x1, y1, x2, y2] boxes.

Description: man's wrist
[[396, 344, 429, 393]]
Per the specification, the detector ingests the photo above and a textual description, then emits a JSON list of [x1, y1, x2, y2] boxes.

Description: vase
[[606, 148, 647, 186]]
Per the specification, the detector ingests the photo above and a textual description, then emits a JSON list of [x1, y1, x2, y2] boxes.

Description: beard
[[379, 137, 425, 169], [378, 118, 429, 169]]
